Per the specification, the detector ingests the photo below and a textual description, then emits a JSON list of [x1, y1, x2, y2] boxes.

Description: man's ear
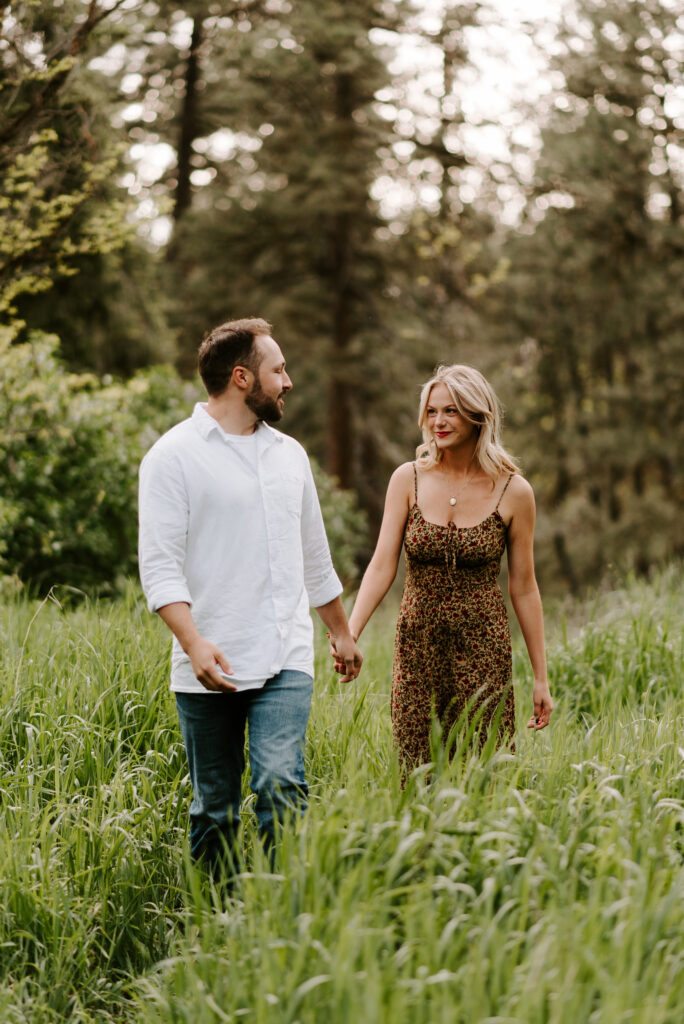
[[232, 365, 253, 391]]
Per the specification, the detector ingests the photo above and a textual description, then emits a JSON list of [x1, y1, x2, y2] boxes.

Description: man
[[138, 317, 362, 876]]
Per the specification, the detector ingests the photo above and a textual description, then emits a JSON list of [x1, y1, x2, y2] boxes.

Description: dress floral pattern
[[392, 470, 515, 773]]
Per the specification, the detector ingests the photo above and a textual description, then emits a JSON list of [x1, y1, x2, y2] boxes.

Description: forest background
[[1, 0, 682, 599]]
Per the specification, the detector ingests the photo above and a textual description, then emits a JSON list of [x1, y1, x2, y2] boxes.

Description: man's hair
[[197, 318, 273, 396]]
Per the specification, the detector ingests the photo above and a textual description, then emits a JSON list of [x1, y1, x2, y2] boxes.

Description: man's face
[[245, 335, 293, 422]]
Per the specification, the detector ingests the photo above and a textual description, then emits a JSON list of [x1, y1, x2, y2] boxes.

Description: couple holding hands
[[139, 317, 552, 877]]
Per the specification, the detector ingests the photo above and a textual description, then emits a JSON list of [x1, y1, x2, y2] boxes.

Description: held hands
[[327, 631, 363, 684], [186, 637, 237, 692], [527, 679, 553, 730]]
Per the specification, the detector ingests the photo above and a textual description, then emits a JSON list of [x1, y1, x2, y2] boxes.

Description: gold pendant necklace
[[448, 473, 474, 507]]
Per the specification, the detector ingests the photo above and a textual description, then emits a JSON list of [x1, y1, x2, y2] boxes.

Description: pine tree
[[492, 0, 684, 587], [109, 0, 502, 528], [165, 1, 404, 495]]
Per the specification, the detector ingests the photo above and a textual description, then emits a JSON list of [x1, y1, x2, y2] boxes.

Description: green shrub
[[0, 331, 367, 593], [310, 458, 367, 588]]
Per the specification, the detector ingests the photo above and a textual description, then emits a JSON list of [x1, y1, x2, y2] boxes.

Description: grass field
[[0, 566, 682, 1023]]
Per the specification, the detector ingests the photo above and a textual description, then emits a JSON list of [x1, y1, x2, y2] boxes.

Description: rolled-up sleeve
[[138, 448, 193, 612], [300, 456, 342, 608]]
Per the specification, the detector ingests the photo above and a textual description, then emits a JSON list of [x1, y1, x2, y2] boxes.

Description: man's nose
[[283, 372, 293, 391]]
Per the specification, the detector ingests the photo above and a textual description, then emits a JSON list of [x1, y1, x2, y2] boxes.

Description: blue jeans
[[175, 669, 313, 874]]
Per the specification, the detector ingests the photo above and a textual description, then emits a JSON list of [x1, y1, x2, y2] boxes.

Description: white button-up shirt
[[138, 404, 342, 693]]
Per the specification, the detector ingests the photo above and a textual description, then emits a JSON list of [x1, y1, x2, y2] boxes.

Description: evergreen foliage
[[491, 0, 684, 589], [136, 1, 502, 529], [1, 0, 681, 589], [164, 1, 404, 498]]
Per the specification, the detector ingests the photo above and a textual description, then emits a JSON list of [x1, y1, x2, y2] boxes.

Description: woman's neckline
[[412, 504, 506, 531]]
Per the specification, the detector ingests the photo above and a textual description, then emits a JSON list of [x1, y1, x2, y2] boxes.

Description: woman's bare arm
[[505, 476, 553, 730], [347, 462, 414, 640]]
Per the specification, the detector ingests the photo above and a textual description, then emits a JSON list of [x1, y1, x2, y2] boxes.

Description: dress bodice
[[403, 504, 508, 591]]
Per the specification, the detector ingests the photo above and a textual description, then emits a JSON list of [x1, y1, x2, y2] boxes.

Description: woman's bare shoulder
[[390, 461, 416, 485], [502, 473, 535, 517], [385, 461, 417, 502], [506, 472, 534, 497]]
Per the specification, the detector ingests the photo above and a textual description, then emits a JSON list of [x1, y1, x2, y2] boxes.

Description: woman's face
[[425, 383, 477, 451]]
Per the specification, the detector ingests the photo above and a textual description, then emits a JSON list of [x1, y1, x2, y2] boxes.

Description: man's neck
[[205, 394, 259, 436]]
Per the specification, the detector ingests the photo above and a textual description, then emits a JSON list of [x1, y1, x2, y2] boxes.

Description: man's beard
[[245, 381, 283, 422]]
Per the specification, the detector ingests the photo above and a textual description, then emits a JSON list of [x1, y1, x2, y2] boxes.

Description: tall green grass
[[0, 566, 682, 1022]]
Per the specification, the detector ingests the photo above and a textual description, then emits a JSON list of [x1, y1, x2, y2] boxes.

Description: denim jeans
[[175, 669, 313, 874]]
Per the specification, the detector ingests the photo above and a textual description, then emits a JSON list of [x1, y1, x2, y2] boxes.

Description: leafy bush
[[309, 459, 367, 588], [0, 331, 367, 594]]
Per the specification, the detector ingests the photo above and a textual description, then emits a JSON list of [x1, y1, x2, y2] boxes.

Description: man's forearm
[[314, 595, 354, 639], [157, 601, 202, 653]]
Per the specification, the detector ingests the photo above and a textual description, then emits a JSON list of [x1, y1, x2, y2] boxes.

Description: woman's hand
[[327, 631, 361, 683], [527, 679, 553, 730], [328, 632, 340, 668]]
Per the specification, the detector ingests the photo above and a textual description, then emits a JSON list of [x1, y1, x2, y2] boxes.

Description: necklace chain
[[448, 468, 477, 507], [449, 478, 472, 506]]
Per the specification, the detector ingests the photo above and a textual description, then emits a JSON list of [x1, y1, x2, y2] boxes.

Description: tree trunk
[[173, 16, 204, 224], [359, 432, 383, 541], [553, 531, 578, 594], [327, 72, 355, 488]]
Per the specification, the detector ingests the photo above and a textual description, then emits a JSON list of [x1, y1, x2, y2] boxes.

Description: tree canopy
[[1, 0, 682, 592]]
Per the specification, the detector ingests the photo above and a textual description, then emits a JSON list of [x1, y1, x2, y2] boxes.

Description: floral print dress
[[391, 467, 515, 772]]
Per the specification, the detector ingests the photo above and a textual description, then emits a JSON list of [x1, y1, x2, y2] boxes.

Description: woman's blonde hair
[[416, 364, 520, 481]]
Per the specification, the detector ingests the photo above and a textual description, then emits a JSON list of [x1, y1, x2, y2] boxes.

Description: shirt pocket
[[280, 472, 304, 518]]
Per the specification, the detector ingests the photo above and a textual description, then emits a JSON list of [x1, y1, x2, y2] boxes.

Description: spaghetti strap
[[495, 474, 513, 511], [412, 462, 418, 507]]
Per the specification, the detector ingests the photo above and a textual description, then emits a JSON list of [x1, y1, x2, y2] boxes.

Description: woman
[[334, 364, 553, 773]]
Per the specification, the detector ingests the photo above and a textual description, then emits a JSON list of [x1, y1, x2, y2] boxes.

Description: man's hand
[[328, 632, 362, 684], [157, 603, 237, 692], [186, 637, 237, 692], [315, 595, 362, 683]]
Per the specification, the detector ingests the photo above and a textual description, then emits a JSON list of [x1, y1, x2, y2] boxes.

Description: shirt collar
[[191, 403, 285, 446]]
